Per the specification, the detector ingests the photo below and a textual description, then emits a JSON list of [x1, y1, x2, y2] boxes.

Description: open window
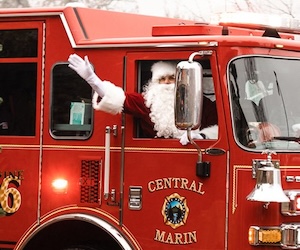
[[132, 58, 217, 139], [50, 63, 93, 139]]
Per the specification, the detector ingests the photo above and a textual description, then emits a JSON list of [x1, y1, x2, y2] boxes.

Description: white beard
[[143, 82, 183, 138]]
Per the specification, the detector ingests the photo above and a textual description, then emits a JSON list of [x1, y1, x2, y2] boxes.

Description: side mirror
[[175, 56, 203, 130]]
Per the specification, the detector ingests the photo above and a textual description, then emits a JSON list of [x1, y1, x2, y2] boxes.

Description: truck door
[[0, 21, 44, 248], [121, 51, 229, 249]]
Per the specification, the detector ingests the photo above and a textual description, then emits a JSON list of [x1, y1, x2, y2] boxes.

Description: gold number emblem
[[0, 176, 21, 214]]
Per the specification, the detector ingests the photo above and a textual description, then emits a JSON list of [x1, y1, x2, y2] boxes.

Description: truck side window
[[50, 63, 93, 139], [0, 29, 37, 58], [135, 59, 217, 139], [0, 29, 38, 136], [0, 63, 37, 136]]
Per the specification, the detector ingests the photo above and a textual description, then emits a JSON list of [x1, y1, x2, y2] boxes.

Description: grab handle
[[104, 126, 111, 200]]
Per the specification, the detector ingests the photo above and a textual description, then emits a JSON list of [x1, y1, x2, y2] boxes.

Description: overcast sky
[[114, 0, 300, 23], [128, 0, 228, 22], [26, 0, 300, 24]]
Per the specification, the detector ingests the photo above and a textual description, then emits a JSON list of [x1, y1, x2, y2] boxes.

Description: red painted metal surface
[[0, 5, 299, 250]]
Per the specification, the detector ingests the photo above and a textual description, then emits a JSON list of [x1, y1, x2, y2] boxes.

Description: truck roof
[[1, 6, 300, 49], [0, 6, 194, 46]]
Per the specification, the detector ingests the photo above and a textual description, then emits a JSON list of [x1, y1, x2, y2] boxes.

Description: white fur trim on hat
[[151, 61, 176, 82], [92, 80, 125, 114]]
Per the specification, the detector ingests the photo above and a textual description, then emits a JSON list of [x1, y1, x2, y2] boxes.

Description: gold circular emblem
[[161, 193, 189, 229]]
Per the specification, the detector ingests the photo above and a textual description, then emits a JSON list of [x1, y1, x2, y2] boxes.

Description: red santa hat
[[151, 61, 177, 82]]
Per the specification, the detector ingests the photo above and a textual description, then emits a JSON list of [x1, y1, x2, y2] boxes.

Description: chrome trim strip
[[17, 213, 133, 250], [60, 13, 77, 48], [225, 150, 230, 250]]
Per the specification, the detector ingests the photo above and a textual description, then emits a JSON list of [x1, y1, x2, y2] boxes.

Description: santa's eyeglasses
[[159, 75, 175, 83]]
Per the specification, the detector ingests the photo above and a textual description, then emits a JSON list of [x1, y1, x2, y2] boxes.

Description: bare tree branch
[[263, 0, 295, 17], [1, 0, 300, 22]]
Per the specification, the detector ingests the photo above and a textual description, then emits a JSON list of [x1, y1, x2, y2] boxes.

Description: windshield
[[229, 56, 300, 150]]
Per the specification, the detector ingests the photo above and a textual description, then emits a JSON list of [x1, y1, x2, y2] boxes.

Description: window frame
[[0, 22, 43, 142], [50, 62, 94, 140], [124, 50, 219, 147]]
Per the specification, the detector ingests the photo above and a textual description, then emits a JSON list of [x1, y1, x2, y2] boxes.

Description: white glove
[[179, 130, 204, 145], [68, 54, 105, 97], [68, 54, 94, 80]]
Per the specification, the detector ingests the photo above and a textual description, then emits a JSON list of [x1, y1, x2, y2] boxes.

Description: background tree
[[40, 0, 114, 9], [229, 0, 298, 18], [1, 0, 300, 22], [0, 0, 30, 8]]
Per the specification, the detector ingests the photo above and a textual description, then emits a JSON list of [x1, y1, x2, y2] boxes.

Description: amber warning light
[[249, 223, 300, 248], [52, 178, 68, 194], [248, 226, 281, 246]]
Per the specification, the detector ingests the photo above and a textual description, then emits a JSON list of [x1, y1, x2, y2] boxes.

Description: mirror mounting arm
[[187, 128, 202, 162]]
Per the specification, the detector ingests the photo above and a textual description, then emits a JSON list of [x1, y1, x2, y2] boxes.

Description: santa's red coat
[[123, 92, 218, 138]]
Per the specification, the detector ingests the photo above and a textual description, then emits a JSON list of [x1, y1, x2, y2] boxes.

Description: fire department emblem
[[161, 193, 189, 229]]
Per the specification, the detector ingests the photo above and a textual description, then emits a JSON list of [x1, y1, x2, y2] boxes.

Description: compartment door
[[0, 21, 45, 247]]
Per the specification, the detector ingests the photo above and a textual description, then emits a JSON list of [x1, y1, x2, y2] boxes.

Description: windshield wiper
[[273, 136, 300, 143]]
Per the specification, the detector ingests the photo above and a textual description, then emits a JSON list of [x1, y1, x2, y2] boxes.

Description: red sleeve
[[123, 92, 156, 137], [123, 93, 148, 117]]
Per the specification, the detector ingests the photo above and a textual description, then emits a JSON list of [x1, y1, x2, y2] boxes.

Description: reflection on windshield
[[229, 56, 300, 150]]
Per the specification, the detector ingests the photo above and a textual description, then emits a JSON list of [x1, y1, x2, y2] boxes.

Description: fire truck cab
[[1, 5, 300, 250]]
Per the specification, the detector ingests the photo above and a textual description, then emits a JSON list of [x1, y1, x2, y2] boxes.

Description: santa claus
[[68, 54, 218, 144]]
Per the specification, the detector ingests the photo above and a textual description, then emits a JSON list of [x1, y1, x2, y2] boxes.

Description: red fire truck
[[1, 4, 300, 250]]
